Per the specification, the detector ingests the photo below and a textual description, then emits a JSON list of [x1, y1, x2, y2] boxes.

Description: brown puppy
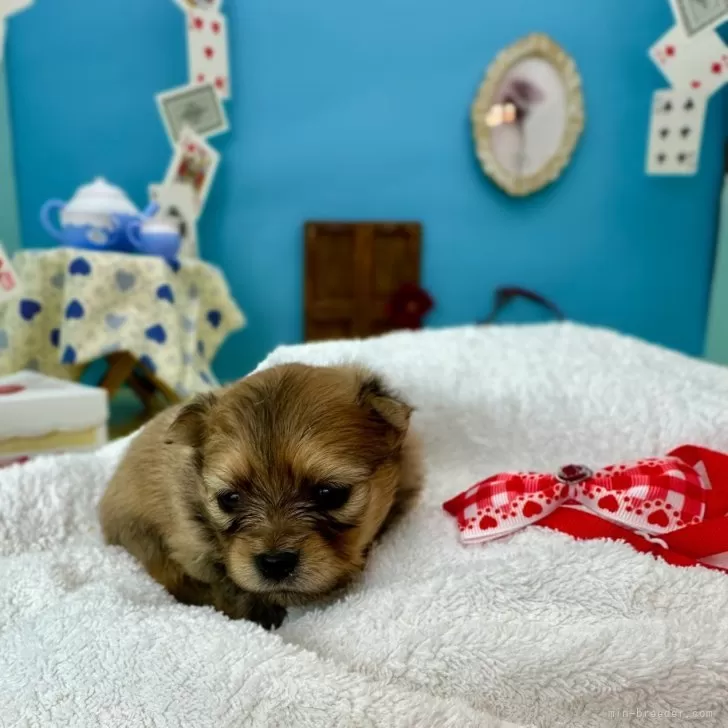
[[99, 363, 422, 629]]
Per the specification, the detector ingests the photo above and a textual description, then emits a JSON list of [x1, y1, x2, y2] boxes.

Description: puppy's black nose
[[255, 550, 299, 581]]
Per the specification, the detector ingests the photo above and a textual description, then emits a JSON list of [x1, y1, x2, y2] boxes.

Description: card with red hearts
[[649, 25, 728, 98], [187, 9, 230, 100], [0, 243, 21, 303], [174, 0, 222, 12], [162, 127, 221, 212]]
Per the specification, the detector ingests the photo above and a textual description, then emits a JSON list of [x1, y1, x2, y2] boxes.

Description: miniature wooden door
[[304, 222, 421, 341]]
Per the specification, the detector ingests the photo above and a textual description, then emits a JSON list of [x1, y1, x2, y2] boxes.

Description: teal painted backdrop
[[0, 61, 21, 255], [705, 168, 728, 364], [4, 1, 725, 380]]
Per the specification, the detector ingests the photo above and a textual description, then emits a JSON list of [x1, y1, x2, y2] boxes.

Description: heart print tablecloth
[[0, 249, 245, 395]]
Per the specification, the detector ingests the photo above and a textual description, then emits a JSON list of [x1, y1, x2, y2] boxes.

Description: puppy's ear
[[357, 373, 413, 432], [165, 393, 217, 448]]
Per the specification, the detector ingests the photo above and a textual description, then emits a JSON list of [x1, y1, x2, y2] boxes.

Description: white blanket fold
[[2, 323, 728, 727]]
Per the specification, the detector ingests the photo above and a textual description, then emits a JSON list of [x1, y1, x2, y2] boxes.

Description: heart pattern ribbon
[[443, 449, 711, 545]]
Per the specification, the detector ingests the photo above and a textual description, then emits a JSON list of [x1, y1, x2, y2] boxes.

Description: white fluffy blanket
[[2, 323, 728, 728]]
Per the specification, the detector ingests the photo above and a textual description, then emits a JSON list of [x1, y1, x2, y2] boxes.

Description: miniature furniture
[[304, 221, 422, 341], [0, 248, 245, 407]]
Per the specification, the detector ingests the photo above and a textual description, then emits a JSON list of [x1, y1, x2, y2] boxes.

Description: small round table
[[0, 248, 245, 406]]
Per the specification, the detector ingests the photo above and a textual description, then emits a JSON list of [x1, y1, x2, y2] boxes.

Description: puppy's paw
[[248, 599, 287, 630]]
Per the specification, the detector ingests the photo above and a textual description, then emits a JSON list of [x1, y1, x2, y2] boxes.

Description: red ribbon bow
[[443, 445, 728, 572]]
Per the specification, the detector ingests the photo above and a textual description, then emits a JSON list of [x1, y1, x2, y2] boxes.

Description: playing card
[[1, 0, 32, 61], [149, 181, 200, 258], [187, 10, 231, 100], [156, 82, 229, 144], [0, 242, 21, 303], [649, 25, 728, 97], [162, 127, 221, 212], [1, 0, 34, 19], [150, 180, 199, 221], [668, 0, 728, 38], [645, 89, 708, 176], [173, 0, 222, 12]]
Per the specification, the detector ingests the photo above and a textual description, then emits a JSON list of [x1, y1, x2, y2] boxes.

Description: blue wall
[[0, 62, 21, 255], [5, 0, 724, 380]]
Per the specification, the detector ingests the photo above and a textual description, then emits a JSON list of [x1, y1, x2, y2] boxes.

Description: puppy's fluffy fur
[[100, 363, 422, 628]]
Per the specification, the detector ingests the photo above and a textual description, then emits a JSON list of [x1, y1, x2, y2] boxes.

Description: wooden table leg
[[150, 373, 183, 405], [126, 371, 158, 411], [100, 353, 137, 399], [83, 352, 184, 414], [128, 368, 183, 410]]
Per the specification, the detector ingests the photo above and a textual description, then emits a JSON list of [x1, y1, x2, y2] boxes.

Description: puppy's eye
[[217, 491, 241, 512], [312, 484, 350, 511]]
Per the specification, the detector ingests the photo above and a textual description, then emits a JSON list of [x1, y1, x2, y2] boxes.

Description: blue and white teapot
[[40, 177, 158, 252]]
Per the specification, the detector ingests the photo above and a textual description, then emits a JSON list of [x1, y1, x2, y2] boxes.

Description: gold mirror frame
[[471, 33, 585, 197]]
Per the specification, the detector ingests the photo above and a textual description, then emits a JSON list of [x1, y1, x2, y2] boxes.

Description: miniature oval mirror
[[472, 34, 584, 197]]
